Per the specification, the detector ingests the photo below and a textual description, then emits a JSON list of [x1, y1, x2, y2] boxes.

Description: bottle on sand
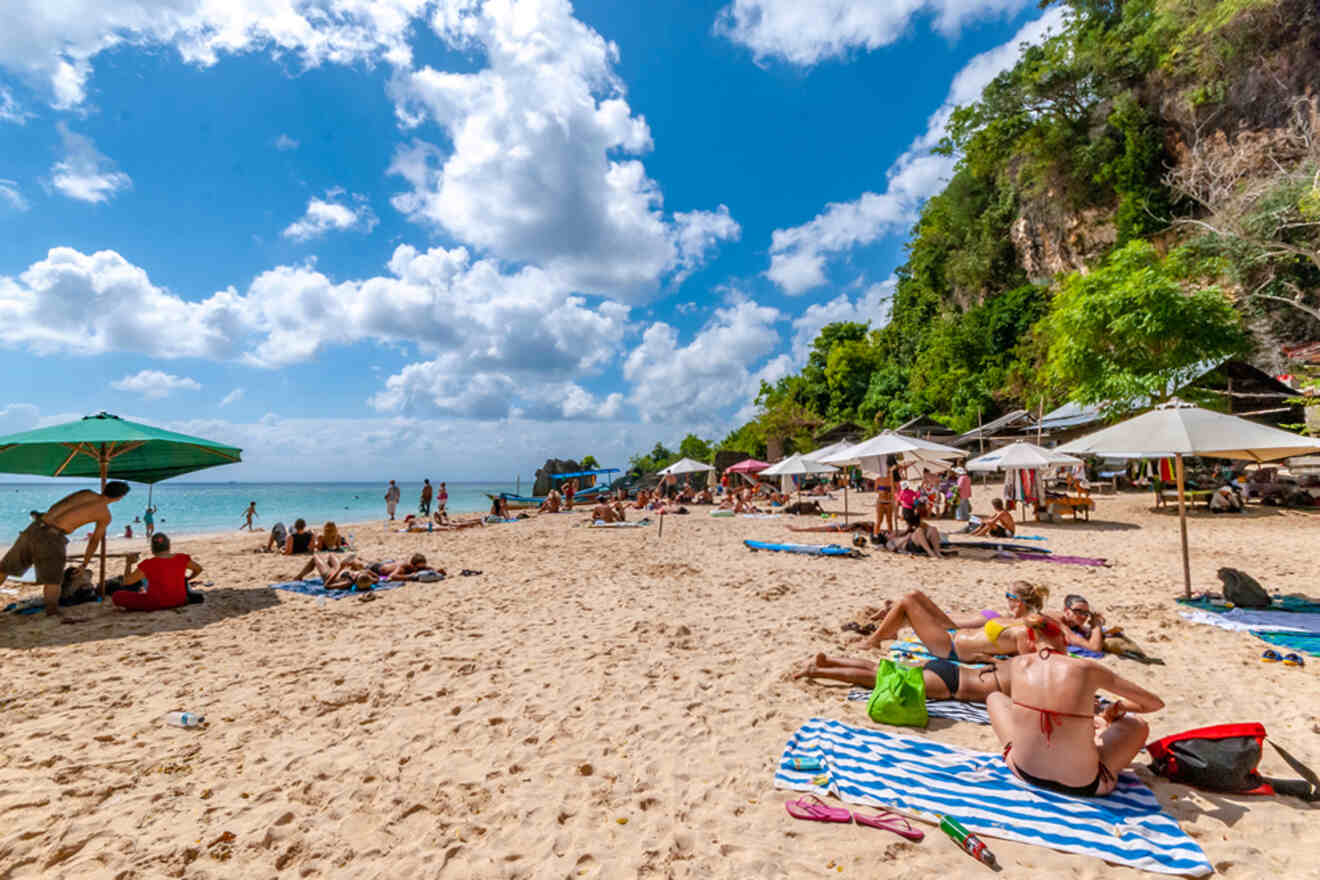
[[939, 815, 998, 868], [165, 712, 205, 728]]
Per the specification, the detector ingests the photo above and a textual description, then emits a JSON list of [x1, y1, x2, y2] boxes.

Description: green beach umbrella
[[0, 412, 242, 483], [0, 412, 242, 591]]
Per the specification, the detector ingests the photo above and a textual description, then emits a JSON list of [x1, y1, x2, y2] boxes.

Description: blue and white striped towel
[[775, 718, 1210, 877]]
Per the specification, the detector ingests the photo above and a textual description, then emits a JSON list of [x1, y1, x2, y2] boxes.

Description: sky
[[0, 0, 1068, 482]]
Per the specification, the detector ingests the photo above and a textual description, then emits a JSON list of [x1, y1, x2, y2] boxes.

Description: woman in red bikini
[[988, 649, 1163, 797]]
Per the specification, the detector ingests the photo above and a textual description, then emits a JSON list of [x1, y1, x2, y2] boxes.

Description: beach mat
[[945, 540, 1052, 554], [775, 718, 1211, 877], [846, 688, 990, 724], [268, 578, 408, 600], [744, 540, 857, 557], [1177, 595, 1320, 614], [1252, 630, 1320, 658]]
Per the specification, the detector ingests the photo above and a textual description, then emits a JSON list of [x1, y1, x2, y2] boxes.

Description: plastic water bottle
[[939, 815, 997, 868], [165, 712, 205, 728]]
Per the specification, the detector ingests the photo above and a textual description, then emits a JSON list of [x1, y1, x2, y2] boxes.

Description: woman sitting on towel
[[989, 649, 1163, 797], [795, 652, 1018, 702], [591, 501, 626, 523], [317, 521, 348, 551], [860, 589, 1067, 662]]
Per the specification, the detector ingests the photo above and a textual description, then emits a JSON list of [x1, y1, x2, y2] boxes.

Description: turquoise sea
[[0, 481, 518, 544]]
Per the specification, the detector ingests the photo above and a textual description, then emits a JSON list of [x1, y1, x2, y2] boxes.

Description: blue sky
[[0, 0, 1066, 481]]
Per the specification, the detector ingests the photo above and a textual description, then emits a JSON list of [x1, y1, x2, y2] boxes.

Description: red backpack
[[1146, 723, 1317, 801]]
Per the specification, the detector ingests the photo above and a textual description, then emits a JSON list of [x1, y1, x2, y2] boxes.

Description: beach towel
[[846, 689, 990, 724], [588, 519, 652, 528], [739, 513, 782, 519], [1250, 630, 1320, 658], [1009, 551, 1109, 567], [268, 577, 407, 600], [1178, 609, 1320, 635], [1177, 595, 1320, 614], [775, 718, 1211, 877]]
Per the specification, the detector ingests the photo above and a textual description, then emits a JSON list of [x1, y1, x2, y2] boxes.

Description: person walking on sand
[[240, 501, 258, 531], [436, 482, 449, 524], [420, 479, 433, 516], [385, 480, 401, 520], [0, 481, 131, 616], [143, 504, 155, 538]]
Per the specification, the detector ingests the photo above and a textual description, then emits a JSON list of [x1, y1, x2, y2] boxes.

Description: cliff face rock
[[532, 459, 583, 497], [1009, 201, 1116, 280]]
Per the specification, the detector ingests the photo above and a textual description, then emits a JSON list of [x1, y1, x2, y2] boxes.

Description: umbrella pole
[[98, 449, 107, 599], [843, 484, 849, 526], [1174, 453, 1192, 599]]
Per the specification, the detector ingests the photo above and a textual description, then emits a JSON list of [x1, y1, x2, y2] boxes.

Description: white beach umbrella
[[806, 440, 855, 461], [761, 454, 837, 508], [657, 457, 715, 476], [965, 441, 1083, 473], [821, 431, 962, 466], [1057, 399, 1320, 597]]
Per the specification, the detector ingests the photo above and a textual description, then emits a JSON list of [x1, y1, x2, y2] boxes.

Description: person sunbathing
[[539, 490, 562, 513], [883, 507, 942, 557], [291, 551, 361, 583], [854, 584, 1047, 634], [970, 498, 1016, 537], [434, 517, 484, 531], [733, 495, 762, 514], [317, 521, 348, 551], [1056, 593, 1106, 652], [795, 652, 1017, 702], [369, 554, 433, 581], [632, 490, 651, 511], [782, 500, 825, 516], [789, 519, 873, 533], [988, 649, 1163, 797], [694, 488, 714, 504], [591, 502, 625, 523], [860, 589, 1067, 662], [283, 519, 315, 555], [490, 496, 511, 519]]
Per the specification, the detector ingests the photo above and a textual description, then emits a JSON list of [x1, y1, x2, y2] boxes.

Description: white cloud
[[0, 403, 41, 431], [715, 0, 1034, 66], [49, 123, 132, 203], [623, 298, 783, 424], [111, 369, 202, 398], [220, 388, 245, 406], [789, 278, 895, 363], [0, 86, 30, 123], [274, 133, 299, 151], [0, 179, 28, 212], [764, 9, 1066, 293], [0, 244, 633, 421], [283, 192, 378, 241], [0, 0, 428, 111], [387, 1, 738, 302]]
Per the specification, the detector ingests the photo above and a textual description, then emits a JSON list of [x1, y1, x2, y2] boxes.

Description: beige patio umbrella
[[1057, 399, 1320, 597]]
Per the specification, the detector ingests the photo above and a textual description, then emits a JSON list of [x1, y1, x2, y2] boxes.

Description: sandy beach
[[0, 491, 1316, 879]]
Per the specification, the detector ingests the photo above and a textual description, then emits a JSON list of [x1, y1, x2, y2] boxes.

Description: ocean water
[[0, 481, 517, 545]]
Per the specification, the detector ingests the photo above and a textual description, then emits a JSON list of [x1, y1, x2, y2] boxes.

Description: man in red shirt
[[112, 533, 202, 611]]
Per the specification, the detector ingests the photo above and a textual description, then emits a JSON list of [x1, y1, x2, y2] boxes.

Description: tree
[[580, 455, 599, 470], [677, 434, 712, 462], [1042, 240, 1249, 411]]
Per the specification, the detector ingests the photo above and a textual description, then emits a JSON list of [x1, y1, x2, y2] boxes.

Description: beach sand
[[0, 492, 1316, 878]]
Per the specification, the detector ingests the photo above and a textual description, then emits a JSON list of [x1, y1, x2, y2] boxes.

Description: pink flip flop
[[784, 795, 852, 823], [852, 809, 924, 840]]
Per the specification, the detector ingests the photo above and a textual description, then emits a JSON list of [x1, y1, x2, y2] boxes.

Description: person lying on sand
[[591, 502, 627, 523], [851, 584, 1047, 635], [1056, 593, 1106, 652], [970, 498, 1016, 537], [859, 589, 1067, 662], [292, 552, 361, 584], [434, 518, 484, 531], [781, 500, 825, 515], [788, 519, 872, 533], [989, 648, 1163, 797], [880, 507, 942, 557], [795, 652, 1017, 702]]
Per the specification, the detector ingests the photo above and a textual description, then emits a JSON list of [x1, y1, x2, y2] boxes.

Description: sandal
[[1261, 649, 1283, 663], [852, 809, 924, 841], [1282, 652, 1305, 668], [784, 795, 852, 823]]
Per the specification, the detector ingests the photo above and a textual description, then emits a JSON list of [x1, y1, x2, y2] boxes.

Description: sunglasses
[[1005, 592, 1020, 602]]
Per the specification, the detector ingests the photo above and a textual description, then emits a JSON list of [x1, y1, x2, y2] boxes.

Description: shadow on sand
[[0, 586, 281, 650]]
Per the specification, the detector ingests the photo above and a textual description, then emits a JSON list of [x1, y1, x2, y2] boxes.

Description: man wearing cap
[[0, 481, 131, 616], [955, 467, 972, 521]]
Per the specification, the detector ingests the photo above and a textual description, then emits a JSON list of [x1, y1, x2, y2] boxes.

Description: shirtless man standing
[[0, 481, 131, 615]]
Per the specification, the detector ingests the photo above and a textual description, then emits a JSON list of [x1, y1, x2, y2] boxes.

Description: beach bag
[[1147, 723, 1318, 801], [866, 660, 928, 728], [1218, 568, 1270, 608]]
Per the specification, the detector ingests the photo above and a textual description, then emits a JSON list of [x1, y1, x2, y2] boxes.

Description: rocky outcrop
[[532, 459, 583, 497], [1009, 202, 1116, 281]]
